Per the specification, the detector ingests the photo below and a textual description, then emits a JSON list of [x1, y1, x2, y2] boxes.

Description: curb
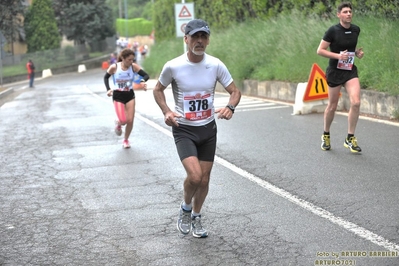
[[0, 87, 15, 98], [215, 80, 399, 121]]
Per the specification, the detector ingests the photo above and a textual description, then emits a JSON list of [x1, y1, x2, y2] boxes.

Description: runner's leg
[[181, 157, 213, 214], [123, 99, 135, 140], [344, 78, 361, 134], [114, 101, 126, 125], [324, 85, 341, 132]]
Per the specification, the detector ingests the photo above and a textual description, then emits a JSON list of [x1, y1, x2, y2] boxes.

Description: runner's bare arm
[[355, 47, 364, 59], [215, 81, 241, 120], [153, 81, 181, 127], [317, 40, 348, 60]]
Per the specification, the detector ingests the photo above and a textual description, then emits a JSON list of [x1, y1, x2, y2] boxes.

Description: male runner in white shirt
[[153, 19, 241, 238]]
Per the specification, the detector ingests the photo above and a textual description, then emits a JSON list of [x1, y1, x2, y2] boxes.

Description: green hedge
[[116, 18, 153, 37]]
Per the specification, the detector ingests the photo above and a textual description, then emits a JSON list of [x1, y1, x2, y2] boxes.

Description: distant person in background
[[140, 45, 148, 59], [122, 38, 128, 49], [116, 38, 122, 53], [103, 48, 150, 148], [109, 53, 117, 65], [26, 59, 35, 88], [132, 42, 139, 58], [317, 1, 364, 153]]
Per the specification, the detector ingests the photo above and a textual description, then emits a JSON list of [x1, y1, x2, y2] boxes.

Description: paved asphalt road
[[1, 69, 399, 266]]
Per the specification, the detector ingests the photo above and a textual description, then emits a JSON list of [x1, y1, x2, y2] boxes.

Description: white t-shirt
[[159, 53, 233, 126]]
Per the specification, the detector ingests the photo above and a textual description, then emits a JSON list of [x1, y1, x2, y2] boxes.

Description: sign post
[[124, 0, 128, 38], [175, 1, 194, 53]]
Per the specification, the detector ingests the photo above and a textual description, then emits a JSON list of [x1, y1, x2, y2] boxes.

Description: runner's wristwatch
[[226, 105, 235, 113]]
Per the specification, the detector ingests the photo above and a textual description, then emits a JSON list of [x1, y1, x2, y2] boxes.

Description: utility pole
[[124, 0, 128, 38], [118, 0, 122, 18], [182, 0, 186, 53]]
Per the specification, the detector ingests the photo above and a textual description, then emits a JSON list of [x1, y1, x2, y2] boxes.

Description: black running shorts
[[326, 65, 359, 87], [172, 120, 217, 162], [113, 90, 135, 104]]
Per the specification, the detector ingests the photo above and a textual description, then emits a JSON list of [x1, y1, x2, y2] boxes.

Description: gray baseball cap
[[185, 19, 211, 35]]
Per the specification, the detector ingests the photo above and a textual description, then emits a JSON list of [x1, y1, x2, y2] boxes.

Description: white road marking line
[[87, 85, 399, 251], [214, 156, 399, 252], [137, 113, 173, 137], [135, 112, 399, 252], [215, 102, 276, 108], [236, 105, 290, 112]]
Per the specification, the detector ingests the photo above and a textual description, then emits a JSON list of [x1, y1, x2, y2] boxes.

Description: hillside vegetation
[[143, 12, 399, 95]]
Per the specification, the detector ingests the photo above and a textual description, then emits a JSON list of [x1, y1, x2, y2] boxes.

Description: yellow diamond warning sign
[[303, 63, 329, 102]]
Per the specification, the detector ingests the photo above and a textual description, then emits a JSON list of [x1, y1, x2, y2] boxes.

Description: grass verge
[[143, 11, 399, 95]]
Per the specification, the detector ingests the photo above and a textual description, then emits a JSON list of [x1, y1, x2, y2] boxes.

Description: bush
[[64, 46, 75, 60], [116, 18, 153, 37]]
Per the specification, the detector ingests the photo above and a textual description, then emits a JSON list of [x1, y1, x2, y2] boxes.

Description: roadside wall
[[1, 56, 108, 84], [216, 80, 399, 120]]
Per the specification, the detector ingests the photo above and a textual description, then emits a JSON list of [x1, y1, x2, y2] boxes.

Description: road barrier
[[102, 61, 109, 70], [42, 69, 53, 78], [78, 64, 87, 73]]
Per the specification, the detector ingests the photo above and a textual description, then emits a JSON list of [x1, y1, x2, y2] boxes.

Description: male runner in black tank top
[[317, 2, 364, 153]]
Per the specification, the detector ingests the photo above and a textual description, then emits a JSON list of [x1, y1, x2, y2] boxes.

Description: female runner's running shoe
[[123, 139, 130, 149], [115, 119, 122, 136]]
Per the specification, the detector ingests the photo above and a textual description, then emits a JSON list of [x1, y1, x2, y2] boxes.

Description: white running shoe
[[191, 215, 208, 238], [177, 204, 191, 235]]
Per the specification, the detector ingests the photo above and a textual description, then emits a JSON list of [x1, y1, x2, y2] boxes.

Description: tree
[[0, 0, 26, 54], [152, 0, 176, 41], [24, 0, 61, 52], [53, 0, 115, 48]]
